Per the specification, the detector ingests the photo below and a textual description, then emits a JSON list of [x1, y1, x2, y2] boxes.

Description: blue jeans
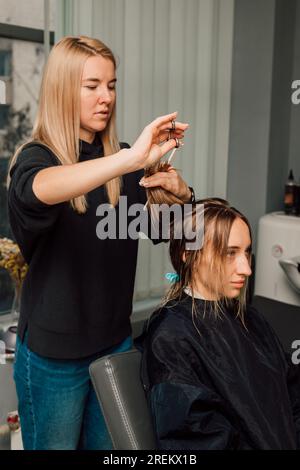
[[13, 331, 132, 450]]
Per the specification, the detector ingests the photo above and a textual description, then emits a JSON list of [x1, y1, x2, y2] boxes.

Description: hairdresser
[[7, 35, 193, 450]]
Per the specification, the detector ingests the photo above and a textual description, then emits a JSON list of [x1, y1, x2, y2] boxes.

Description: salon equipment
[[255, 212, 300, 307], [0, 325, 17, 353], [89, 349, 156, 450], [279, 256, 300, 294]]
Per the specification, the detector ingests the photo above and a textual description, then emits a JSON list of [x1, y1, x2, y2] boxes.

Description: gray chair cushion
[[89, 349, 156, 450]]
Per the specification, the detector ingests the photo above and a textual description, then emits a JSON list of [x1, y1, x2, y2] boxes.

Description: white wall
[[289, 1, 300, 181], [227, 0, 276, 247], [0, 0, 56, 30]]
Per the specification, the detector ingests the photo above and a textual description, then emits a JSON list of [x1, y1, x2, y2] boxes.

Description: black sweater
[[8, 138, 152, 359], [138, 295, 300, 450]]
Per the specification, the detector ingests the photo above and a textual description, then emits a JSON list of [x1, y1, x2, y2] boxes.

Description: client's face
[[222, 218, 252, 298], [194, 218, 252, 300]]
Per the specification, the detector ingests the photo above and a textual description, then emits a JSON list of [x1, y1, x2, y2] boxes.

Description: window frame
[[0, 23, 54, 45]]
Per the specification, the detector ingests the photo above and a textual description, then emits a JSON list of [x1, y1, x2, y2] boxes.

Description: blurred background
[[0, 0, 299, 338]]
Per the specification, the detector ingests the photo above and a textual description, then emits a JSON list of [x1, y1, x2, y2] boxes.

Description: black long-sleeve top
[[138, 294, 300, 450], [8, 137, 154, 359]]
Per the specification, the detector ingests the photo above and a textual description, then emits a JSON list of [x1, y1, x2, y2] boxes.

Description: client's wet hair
[[146, 174, 252, 324], [144, 162, 184, 206]]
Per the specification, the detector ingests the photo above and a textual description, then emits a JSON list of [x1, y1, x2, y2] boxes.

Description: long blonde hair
[[7, 35, 122, 213]]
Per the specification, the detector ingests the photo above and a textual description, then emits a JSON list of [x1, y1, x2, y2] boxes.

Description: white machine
[[255, 212, 300, 307]]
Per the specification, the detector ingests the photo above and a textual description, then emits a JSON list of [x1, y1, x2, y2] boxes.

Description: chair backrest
[[89, 349, 156, 450]]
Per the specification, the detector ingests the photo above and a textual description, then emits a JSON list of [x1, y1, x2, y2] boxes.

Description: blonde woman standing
[[7, 36, 192, 450]]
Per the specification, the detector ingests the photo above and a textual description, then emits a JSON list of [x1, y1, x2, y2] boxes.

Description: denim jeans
[[13, 331, 132, 450]]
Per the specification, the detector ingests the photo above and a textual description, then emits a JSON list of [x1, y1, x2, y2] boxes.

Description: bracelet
[[188, 186, 196, 203]]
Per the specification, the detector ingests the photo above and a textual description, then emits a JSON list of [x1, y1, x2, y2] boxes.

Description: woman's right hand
[[129, 112, 189, 170], [30, 113, 188, 206]]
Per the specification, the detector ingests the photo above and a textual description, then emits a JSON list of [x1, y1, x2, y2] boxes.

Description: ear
[[182, 249, 201, 263]]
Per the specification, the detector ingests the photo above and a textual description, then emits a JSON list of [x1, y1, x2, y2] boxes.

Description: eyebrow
[[228, 245, 252, 250], [82, 78, 117, 83]]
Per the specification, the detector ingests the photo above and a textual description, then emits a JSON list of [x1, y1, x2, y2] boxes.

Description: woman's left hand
[[139, 166, 192, 202]]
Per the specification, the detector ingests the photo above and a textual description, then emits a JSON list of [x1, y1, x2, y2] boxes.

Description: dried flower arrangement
[[0, 237, 28, 291]]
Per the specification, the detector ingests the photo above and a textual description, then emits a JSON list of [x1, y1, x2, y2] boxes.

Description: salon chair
[[89, 263, 257, 451], [89, 349, 156, 450]]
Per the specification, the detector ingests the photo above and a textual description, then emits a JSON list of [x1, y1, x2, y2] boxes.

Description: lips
[[231, 281, 245, 288]]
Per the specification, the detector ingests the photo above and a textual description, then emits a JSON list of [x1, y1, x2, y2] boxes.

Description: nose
[[236, 254, 252, 277], [97, 86, 112, 105]]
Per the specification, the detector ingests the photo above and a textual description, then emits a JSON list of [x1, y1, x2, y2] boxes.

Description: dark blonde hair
[[145, 162, 184, 206], [146, 178, 252, 324], [8, 35, 121, 213]]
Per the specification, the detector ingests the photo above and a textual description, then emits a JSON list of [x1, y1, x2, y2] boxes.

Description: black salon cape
[[136, 294, 300, 450]]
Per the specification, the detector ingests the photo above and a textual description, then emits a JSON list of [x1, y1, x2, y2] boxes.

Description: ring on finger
[[171, 119, 176, 131], [174, 137, 180, 148]]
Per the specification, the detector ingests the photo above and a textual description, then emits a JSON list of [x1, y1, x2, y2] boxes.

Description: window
[[0, 50, 11, 129], [0, 104, 9, 128], [0, 50, 11, 76], [0, 1, 56, 315]]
